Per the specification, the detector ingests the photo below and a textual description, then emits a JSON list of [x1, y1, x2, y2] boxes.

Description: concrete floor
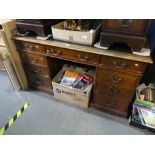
[[0, 71, 153, 135]]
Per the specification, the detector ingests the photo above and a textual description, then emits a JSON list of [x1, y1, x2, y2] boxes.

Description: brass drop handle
[[31, 58, 38, 63], [47, 49, 61, 56], [25, 44, 35, 50], [118, 19, 133, 28], [77, 53, 88, 61], [110, 75, 123, 83], [31, 68, 40, 73], [106, 100, 114, 107], [113, 60, 127, 69], [35, 79, 42, 85], [108, 86, 118, 93]]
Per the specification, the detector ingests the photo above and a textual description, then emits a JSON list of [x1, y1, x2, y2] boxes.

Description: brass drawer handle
[[105, 100, 115, 107], [25, 44, 35, 51], [31, 58, 38, 63], [46, 49, 62, 56], [77, 53, 88, 61], [31, 68, 40, 74], [118, 19, 133, 28], [113, 60, 127, 69], [110, 76, 123, 83], [35, 79, 42, 85], [108, 86, 118, 93]]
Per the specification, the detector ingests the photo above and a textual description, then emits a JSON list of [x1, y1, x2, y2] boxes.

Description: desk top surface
[[13, 36, 153, 64]]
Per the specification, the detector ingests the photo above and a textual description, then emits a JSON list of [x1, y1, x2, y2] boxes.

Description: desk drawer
[[23, 63, 50, 76], [16, 41, 45, 54], [27, 73, 51, 88], [92, 91, 130, 115], [95, 81, 135, 99], [45, 46, 99, 65], [20, 52, 47, 66], [99, 56, 146, 74], [96, 67, 140, 89]]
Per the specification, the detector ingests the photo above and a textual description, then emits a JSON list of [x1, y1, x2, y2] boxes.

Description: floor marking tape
[[0, 103, 29, 135]]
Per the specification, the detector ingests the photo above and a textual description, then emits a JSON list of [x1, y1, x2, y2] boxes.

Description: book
[[139, 107, 155, 129], [60, 70, 78, 86]]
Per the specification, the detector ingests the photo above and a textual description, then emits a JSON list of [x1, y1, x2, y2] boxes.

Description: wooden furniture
[[100, 19, 150, 51], [16, 20, 63, 37], [13, 36, 152, 118]]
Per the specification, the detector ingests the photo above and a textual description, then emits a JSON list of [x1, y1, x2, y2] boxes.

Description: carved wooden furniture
[[100, 19, 150, 51], [13, 36, 152, 118], [16, 20, 63, 37]]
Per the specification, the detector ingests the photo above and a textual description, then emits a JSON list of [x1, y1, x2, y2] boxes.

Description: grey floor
[[0, 71, 153, 135]]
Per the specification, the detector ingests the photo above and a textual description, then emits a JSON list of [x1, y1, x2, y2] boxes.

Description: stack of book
[[129, 99, 155, 132], [60, 70, 93, 90]]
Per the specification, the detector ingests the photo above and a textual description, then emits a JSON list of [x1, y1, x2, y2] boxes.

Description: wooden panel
[[16, 41, 45, 54], [96, 67, 140, 89], [23, 63, 50, 76], [45, 46, 99, 65], [92, 90, 130, 117], [95, 81, 135, 99], [26, 73, 51, 88], [99, 55, 147, 74], [20, 52, 47, 66], [104, 19, 148, 35]]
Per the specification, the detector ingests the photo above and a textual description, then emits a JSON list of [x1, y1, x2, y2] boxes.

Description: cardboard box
[[51, 22, 101, 45], [52, 67, 93, 108]]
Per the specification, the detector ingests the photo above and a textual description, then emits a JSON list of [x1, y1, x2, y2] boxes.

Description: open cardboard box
[[51, 21, 101, 45], [52, 67, 93, 108]]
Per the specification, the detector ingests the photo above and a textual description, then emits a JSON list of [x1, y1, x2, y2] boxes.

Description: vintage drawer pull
[[25, 44, 35, 50], [35, 79, 42, 85], [105, 100, 115, 107], [118, 19, 133, 28], [110, 75, 123, 83], [77, 53, 88, 61], [52, 50, 62, 56], [113, 60, 127, 69], [108, 86, 118, 93], [46, 49, 62, 56], [31, 58, 38, 63], [31, 68, 40, 74]]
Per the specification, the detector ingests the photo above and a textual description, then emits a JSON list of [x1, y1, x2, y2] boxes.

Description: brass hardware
[[118, 19, 133, 28], [31, 68, 40, 73], [110, 75, 123, 83], [105, 100, 114, 106], [63, 20, 86, 32], [35, 79, 41, 85], [31, 58, 37, 63], [77, 53, 88, 61], [108, 86, 118, 93], [113, 60, 127, 69]]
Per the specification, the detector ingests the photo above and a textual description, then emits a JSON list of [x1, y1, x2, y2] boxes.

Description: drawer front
[[92, 91, 130, 114], [104, 19, 147, 35], [23, 63, 50, 76], [16, 41, 45, 54], [20, 52, 47, 66], [95, 81, 135, 99], [26, 73, 51, 88], [45, 46, 99, 65], [96, 67, 140, 89], [99, 56, 146, 74]]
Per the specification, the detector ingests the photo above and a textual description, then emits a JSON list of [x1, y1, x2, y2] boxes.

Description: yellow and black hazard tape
[[0, 103, 29, 135]]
